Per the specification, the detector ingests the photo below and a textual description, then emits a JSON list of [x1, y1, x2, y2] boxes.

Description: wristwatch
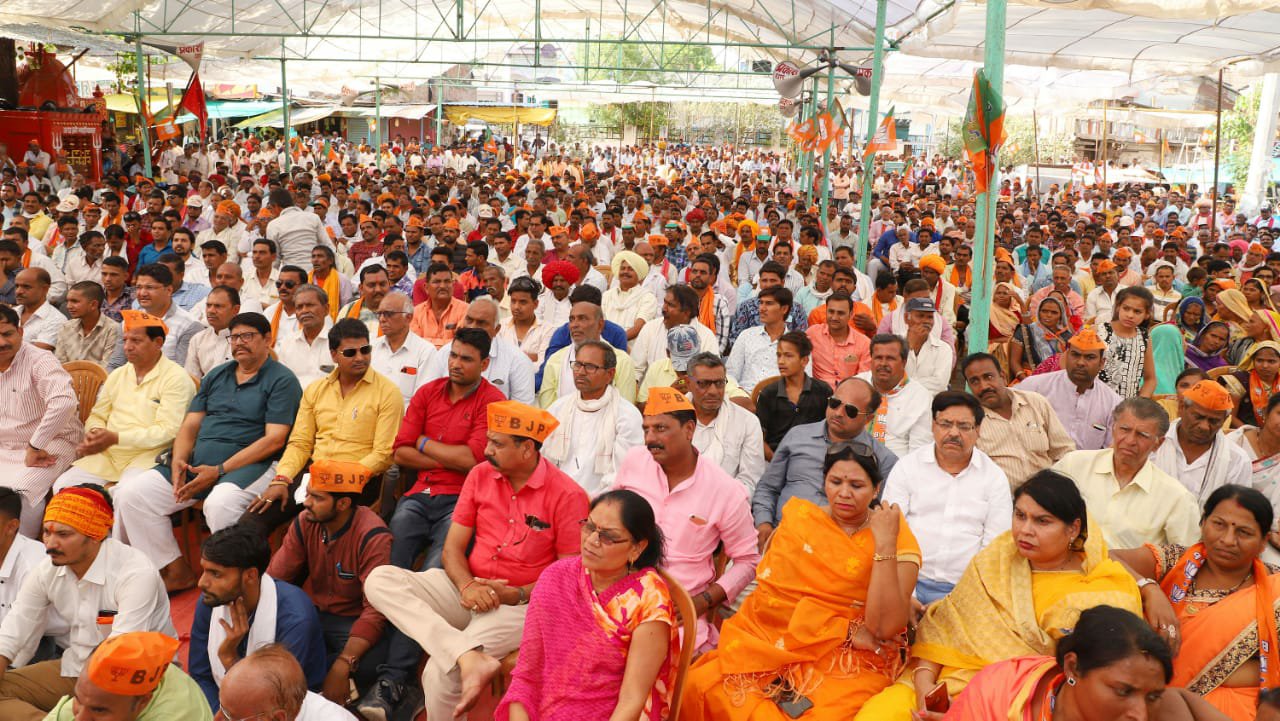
[[1136, 577, 1158, 591], [338, 654, 359, 672]]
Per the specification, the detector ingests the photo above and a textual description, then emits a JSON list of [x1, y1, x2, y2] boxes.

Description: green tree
[[1210, 86, 1260, 190], [573, 37, 720, 139], [939, 116, 1073, 166]]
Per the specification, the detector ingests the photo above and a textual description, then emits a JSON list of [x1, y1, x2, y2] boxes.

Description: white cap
[[186, 196, 205, 208], [55, 198, 78, 213], [477, 207, 495, 219], [1118, 216, 1134, 228]]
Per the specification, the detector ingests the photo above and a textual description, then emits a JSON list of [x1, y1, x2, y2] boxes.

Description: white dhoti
[[0, 449, 77, 537], [113, 464, 277, 569]]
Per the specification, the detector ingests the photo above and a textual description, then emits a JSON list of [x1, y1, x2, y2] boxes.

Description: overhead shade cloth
[[233, 106, 337, 128], [103, 92, 176, 115], [444, 105, 557, 127]]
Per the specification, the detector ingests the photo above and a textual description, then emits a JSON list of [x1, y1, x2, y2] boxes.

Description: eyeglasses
[[570, 360, 606, 373], [827, 398, 868, 418], [228, 331, 260, 344], [214, 706, 280, 721], [338, 345, 372, 358], [579, 518, 629, 546], [375, 310, 411, 319], [692, 378, 727, 390], [275, 279, 298, 289], [934, 419, 977, 433]]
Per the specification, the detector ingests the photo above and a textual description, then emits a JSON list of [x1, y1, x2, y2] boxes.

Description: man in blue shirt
[[189, 524, 327, 712], [137, 218, 173, 268]]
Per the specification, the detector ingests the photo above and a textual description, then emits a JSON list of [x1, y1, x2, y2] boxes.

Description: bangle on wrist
[[217, 463, 226, 477], [461, 578, 478, 593], [418, 436, 430, 453], [873, 553, 897, 562]]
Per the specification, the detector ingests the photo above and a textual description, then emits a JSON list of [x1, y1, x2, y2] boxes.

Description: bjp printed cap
[[120, 309, 168, 335], [1184, 379, 1234, 412], [487, 400, 559, 443], [87, 632, 179, 696], [44, 486, 113, 540], [309, 459, 372, 494], [1068, 326, 1107, 352], [644, 386, 695, 416]]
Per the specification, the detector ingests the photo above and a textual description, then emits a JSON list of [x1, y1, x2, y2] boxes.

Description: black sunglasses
[[827, 397, 867, 418], [338, 345, 372, 358]]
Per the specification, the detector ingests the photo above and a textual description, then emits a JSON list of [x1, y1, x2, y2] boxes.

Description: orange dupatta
[[698, 289, 717, 332], [345, 298, 384, 336], [310, 268, 341, 319], [1161, 543, 1280, 719]]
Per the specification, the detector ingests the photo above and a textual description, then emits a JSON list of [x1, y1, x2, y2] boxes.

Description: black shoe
[[391, 685, 425, 721], [356, 678, 402, 721]]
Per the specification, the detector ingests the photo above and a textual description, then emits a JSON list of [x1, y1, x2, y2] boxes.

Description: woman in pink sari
[[498, 489, 679, 721]]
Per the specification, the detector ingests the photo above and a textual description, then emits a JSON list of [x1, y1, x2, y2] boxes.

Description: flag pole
[[855, 0, 888, 272], [966, 0, 1006, 355], [819, 58, 836, 224]]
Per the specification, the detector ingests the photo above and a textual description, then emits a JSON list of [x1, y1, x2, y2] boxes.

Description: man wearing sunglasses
[[249, 318, 401, 532], [112, 312, 303, 593], [752, 376, 897, 552]]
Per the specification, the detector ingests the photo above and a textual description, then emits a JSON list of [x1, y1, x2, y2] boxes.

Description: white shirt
[[629, 319, 718, 387], [536, 290, 572, 327], [693, 400, 766, 493], [423, 336, 535, 405], [274, 318, 334, 390], [0, 534, 70, 667], [185, 327, 233, 379], [882, 444, 1012, 586], [905, 335, 954, 396], [581, 266, 608, 293], [544, 393, 644, 496], [0, 538, 174, 678], [64, 253, 104, 286], [241, 268, 281, 309], [18, 302, 66, 348], [266, 207, 333, 270], [725, 326, 784, 391], [855, 373, 935, 458], [371, 332, 436, 408], [1085, 285, 1122, 325], [299, 691, 357, 720], [1150, 421, 1252, 503]]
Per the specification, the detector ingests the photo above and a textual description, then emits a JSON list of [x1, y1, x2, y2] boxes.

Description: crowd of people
[[3, 130, 1280, 721]]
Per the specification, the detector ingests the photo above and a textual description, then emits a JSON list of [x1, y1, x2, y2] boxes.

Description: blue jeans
[[379, 492, 457, 685], [915, 577, 955, 605], [319, 612, 389, 696]]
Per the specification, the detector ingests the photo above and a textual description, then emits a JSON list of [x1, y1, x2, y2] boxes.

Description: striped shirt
[[975, 389, 1077, 489]]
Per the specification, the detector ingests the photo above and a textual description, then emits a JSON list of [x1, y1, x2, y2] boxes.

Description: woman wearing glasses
[[856, 470, 1142, 721], [679, 445, 920, 721], [497, 489, 678, 721]]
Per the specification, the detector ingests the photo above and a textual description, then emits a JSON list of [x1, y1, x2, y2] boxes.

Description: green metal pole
[[819, 59, 836, 225], [434, 79, 443, 149], [966, 0, 1007, 354], [855, 0, 888, 271], [280, 45, 291, 172], [134, 24, 153, 178], [805, 82, 818, 205], [374, 78, 383, 170]]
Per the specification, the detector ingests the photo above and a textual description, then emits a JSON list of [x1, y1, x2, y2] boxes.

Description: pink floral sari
[[497, 556, 679, 721]]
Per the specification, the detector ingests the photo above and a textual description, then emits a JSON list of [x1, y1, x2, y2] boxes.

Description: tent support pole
[[375, 77, 383, 170], [135, 21, 153, 177], [855, 0, 887, 270], [966, 0, 1006, 355], [1212, 68, 1224, 240], [819, 56, 835, 222], [280, 42, 291, 172]]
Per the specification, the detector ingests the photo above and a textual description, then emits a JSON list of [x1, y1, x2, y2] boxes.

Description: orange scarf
[[345, 298, 384, 336], [310, 269, 341, 319], [1162, 543, 1280, 693], [870, 296, 898, 326], [698, 288, 717, 332], [270, 303, 286, 345], [870, 376, 908, 443], [948, 264, 972, 288], [21, 247, 31, 268], [1250, 371, 1280, 423]]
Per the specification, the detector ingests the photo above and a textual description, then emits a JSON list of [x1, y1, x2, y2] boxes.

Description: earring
[[1066, 677, 1077, 686]]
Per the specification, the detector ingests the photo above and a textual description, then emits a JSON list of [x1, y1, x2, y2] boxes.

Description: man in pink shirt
[[806, 292, 870, 387], [612, 386, 761, 651]]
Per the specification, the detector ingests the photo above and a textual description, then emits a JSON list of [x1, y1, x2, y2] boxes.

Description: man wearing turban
[[0, 486, 176, 720], [537, 260, 580, 328]]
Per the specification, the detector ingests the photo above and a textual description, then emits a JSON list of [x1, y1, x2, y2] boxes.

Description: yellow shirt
[[637, 359, 749, 403], [277, 368, 402, 479], [73, 357, 196, 481], [1051, 449, 1200, 549]]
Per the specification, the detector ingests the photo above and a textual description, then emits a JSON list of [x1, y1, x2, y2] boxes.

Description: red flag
[[179, 72, 208, 143]]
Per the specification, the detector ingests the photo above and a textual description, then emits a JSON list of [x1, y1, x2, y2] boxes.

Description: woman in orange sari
[[678, 445, 920, 721], [1113, 484, 1280, 720], [946, 605, 1226, 721]]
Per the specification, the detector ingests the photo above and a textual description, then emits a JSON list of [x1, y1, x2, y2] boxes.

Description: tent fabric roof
[[4, 0, 1280, 104]]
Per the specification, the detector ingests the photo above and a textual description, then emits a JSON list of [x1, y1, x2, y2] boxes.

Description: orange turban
[[309, 460, 372, 494], [87, 632, 179, 696], [579, 223, 600, 242], [645, 387, 695, 416], [487, 400, 559, 442], [797, 245, 819, 263], [994, 248, 1015, 266], [919, 254, 946, 274], [1068, 326, 1107, 352], [44, 487, 113, 540], [1184, 379, 1234, 412], [216, 200, 241, 219], [120, 309, 168, 335], [406, 216, 424, 228]]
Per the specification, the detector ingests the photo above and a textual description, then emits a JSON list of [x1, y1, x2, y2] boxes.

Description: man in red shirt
[[360, 400, 587, 721]]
